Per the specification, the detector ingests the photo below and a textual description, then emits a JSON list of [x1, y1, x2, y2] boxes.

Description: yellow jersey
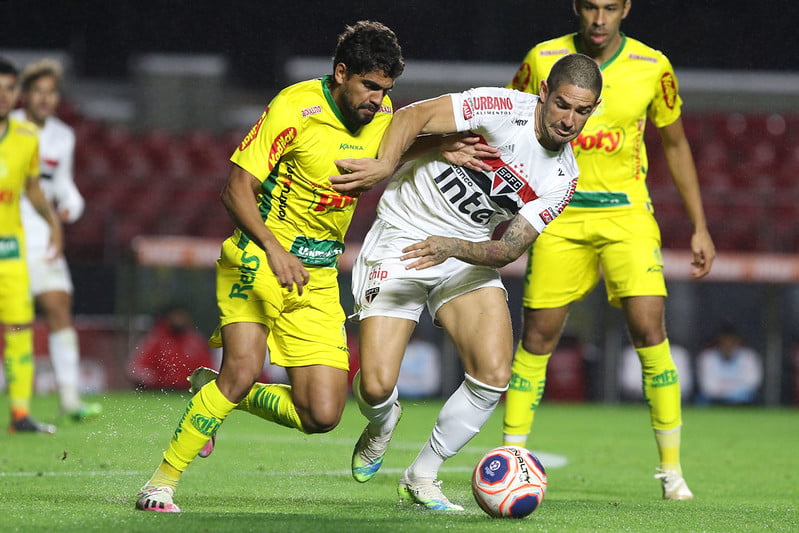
[[509, 33, 682, 215], [230, 75, 393, 268], [0, 119, 39, 260]]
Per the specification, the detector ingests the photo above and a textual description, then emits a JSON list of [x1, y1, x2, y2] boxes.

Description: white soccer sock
[[352, 370, 400, 435], [49, 327, 82, 412], [408, 373, 506, 479]]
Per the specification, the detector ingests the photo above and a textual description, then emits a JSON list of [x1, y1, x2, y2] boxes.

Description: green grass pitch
[[2, 392, 797, 532]]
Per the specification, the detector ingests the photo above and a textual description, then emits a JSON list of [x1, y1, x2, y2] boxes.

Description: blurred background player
[[503, 0, 716, 500], [10, 58, 101, 422], [0, 56, 62, 434], [127, 304, 215, 391], [134, 21, 404, 513], [696, 323, 763, 406]]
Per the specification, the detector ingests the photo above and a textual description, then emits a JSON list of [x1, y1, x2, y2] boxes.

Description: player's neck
[[0, 117, 8, 138], [24, 110, 46, 129], [578, 32, 624, 65]]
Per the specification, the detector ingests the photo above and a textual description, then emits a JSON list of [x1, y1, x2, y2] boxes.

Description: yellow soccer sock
[[163, 380, 236, 473], [143, 460, 182, 491], [4, 328, 34, 417], [502, 345, 551, 446], [654, 428, 682, 476], [637, 339, 683, 471], [236, 383, 306, 433]]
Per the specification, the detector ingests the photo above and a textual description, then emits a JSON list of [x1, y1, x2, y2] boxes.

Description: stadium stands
[[61, 107, 799, 264]]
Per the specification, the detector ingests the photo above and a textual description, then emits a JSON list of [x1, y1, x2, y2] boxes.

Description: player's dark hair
[[333, 20, 405, 79], [0, 56, 19, 77], [547, 53, 602, 100]]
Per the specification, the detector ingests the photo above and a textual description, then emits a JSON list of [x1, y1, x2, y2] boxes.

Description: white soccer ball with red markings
[[472, 446, 548, 518]]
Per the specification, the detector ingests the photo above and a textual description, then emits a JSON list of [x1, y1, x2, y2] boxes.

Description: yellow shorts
[[209, 238, 349, 370], [0, 256, 34, 325], [523, 210, 667, 309]]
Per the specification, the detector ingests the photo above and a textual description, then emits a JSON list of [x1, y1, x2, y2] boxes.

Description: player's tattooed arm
[[400, 215, 539, 270]]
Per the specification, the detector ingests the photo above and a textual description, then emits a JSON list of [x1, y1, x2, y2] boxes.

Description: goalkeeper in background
[[503, 0, 715, 500]]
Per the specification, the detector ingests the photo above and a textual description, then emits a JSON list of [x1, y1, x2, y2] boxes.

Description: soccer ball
[[472, 446, 548, 518]]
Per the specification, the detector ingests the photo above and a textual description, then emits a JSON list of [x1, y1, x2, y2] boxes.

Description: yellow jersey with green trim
[[509, 33, 682, 215], [230, 75, 393, 268], [0, 119, 39, 260]]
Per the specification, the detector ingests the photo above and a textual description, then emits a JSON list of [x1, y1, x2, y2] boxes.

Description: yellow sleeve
[[647, 53, 683, 128], [508, 48, 537, 93], [230, 92, 300, 182], [28, 136, 40, 178]]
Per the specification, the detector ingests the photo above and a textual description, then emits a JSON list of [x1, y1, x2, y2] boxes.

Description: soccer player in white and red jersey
[[135, 20, 405, 513], [504, 0, 716, 500], [331, 54, 602, 510], [11, 59, 101, 422]]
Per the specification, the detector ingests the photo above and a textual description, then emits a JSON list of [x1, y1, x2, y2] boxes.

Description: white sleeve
[[52, 129, 84, 222], [450, 87, 524, 133]]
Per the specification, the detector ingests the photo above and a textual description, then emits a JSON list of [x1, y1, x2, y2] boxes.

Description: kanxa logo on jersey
[[571, 126, 624, 154], [239, 108, 268, 151]]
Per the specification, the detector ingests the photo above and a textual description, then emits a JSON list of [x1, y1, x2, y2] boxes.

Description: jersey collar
[[321, 74, 361, 134], [572, 32, 627, 71]]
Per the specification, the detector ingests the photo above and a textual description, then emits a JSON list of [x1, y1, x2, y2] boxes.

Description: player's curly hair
[[333, 20, 405, 79], [20, 58, 63, 92], [547, 53, 602, 99]]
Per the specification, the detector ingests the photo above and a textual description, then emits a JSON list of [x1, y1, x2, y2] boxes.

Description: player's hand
[[45, 221, 64, 261], [690, 228, 715, 278], [440, 134, 500, 172], [401, 236, 456, 270], [330, 158, 394, 194], [266, 247, 310, 295]]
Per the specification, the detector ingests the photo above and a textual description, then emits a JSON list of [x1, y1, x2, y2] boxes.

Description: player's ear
[[538, 80, 549, 101], [333, 63, 349, 85], [572, 0, 580, 16], [622, 0, 632, 19]]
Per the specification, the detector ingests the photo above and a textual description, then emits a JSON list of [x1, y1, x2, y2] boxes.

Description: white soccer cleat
[[397, 469, 464, 511], [135, 486, 181, 512], [351, 402, 402, 483], [188, 366, 218, 394], [655, 469, 694, 500]]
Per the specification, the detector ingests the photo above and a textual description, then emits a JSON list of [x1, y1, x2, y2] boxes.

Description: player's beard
[[340, 90, 378, 127]]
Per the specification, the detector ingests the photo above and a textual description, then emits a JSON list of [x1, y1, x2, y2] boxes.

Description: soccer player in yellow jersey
[[504, 0, 716, 500], [136, 21, 405, 513], [0, 57, 63, 434]]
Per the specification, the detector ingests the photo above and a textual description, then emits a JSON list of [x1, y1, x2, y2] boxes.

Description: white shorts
[[350, 220, 505, 324], [26, 253, 73, 296]]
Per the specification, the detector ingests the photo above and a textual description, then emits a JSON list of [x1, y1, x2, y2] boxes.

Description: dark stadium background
[[1, 0, 797, 405]]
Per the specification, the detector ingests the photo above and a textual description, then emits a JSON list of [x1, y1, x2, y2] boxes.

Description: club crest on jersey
[[660, 72, 678, 110], [492, 166, 537, 204]]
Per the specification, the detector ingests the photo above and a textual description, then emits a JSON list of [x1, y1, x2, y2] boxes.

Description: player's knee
[[298, 405, 342, 434], [521, 328, 558, 355], [359, 375, 395, 405]]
